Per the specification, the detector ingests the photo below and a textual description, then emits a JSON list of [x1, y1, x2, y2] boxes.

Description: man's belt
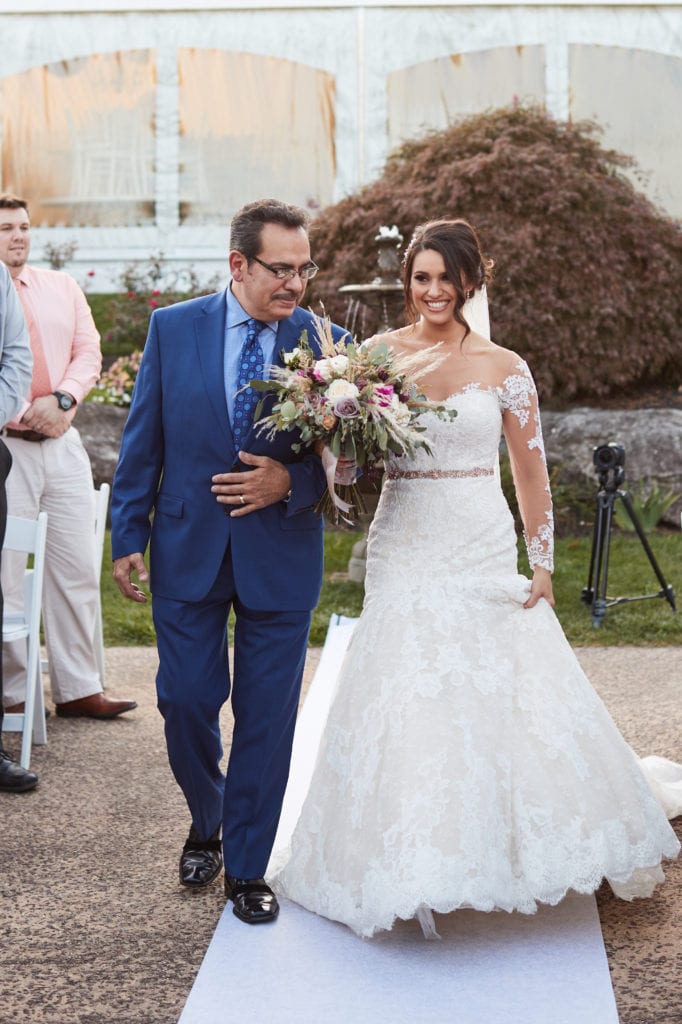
[[3, 428, 49, 443]]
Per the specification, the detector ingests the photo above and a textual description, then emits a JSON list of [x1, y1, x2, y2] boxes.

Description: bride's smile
[[410, 249, 460, 331]]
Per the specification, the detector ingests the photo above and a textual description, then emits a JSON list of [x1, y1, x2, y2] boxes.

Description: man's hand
[[211, 451, 292, 517], [22, 395, 70, 438], [113, 553, 149, 602]]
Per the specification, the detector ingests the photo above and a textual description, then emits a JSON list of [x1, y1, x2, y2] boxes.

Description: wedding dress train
[[268, 362, 681, 939]]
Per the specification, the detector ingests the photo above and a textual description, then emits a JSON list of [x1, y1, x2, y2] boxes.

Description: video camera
[[592, 442, 625, 491]]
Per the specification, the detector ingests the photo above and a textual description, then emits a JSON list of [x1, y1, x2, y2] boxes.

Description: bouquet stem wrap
[[319, 446, 366, 526]]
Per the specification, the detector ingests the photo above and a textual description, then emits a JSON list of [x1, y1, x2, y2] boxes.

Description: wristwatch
[[53, 391, 75, 411]]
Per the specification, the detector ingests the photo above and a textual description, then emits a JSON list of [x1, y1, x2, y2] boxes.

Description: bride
[[267, 219, 681, 938]]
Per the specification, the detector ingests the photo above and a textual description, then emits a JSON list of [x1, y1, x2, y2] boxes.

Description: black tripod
[[581, 444, 676, 627]]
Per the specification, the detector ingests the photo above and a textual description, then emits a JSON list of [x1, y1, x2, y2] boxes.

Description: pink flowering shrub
[[89, 350, 143, 406]]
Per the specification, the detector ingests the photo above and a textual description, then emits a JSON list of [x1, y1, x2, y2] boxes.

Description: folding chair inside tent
[[2, 511, 49, 769], [40, 481, 110, 687]]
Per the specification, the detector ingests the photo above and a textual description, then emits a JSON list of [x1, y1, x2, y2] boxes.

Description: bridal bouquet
[[251, 313, 455, 523]]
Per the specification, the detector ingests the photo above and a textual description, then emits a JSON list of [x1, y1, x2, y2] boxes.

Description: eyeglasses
[[251, 255, 319, 282]]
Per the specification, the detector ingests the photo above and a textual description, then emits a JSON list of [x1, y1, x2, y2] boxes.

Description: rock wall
[[76, 404, 682, 527], [542, 408, 682, 527]]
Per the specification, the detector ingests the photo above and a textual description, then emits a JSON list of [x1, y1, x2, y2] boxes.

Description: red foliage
[[306, 106, 682, 403]]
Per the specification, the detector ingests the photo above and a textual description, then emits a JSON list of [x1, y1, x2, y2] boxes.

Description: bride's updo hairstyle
[[402, 219, 493, 337]]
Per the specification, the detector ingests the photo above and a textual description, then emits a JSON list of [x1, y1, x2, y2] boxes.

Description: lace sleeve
[[499, 359, 554, 572]]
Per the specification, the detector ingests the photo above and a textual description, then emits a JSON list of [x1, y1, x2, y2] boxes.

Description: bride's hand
[[524, 567, 555, 609]]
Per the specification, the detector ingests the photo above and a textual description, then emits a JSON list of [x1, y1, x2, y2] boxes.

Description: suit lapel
[[193, 290, 232, 447], [272, 308, 309, 367]]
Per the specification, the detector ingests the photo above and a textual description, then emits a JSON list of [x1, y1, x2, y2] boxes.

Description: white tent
[[0, 0, 680, 287]]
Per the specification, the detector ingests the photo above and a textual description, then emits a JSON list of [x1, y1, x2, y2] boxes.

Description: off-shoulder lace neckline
[[422, 379, 514, 404]]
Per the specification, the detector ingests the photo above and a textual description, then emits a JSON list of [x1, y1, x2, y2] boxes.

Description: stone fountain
[[337, 225, 405, 581], [338, 224, 404, 338]]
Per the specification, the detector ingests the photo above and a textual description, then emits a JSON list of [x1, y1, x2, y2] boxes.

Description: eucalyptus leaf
[[280, 400, 298, 421]]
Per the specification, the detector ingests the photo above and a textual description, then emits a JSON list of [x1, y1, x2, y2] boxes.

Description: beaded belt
[[386, 467, 494, 480]]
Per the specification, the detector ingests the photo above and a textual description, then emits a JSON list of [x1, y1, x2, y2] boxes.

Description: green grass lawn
[[101, 529, 680, 648]]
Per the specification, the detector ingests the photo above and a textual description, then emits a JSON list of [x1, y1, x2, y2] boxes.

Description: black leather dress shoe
[[0, 748, 39, 792], [179, 825, 223, 887], [225, 875, 279, 924]]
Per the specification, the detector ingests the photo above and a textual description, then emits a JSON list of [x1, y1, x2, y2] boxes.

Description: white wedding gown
[[268, 357, 682, 939]]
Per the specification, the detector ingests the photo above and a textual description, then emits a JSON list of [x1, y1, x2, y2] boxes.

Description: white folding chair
[[2, 511, 49, 769], [40, 482, 110, 687]]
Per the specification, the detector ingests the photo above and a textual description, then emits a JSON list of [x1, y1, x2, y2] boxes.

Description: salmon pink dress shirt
[[8, 264, 101, 428]]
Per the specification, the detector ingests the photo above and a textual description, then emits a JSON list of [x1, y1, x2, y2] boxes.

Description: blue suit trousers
[[152, 542, 311, 878]]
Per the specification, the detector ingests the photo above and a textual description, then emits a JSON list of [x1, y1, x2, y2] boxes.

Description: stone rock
[[74, 402, 128, 490], [541, 408, 682, 527], [347, 537, 368, 582]]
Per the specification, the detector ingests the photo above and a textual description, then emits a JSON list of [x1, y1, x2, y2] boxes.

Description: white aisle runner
[[179, 893, 618, 1024], [180, 617, 618, 1023]]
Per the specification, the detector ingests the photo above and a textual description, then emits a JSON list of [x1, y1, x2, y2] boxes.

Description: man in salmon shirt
[[0, 193, 136, 722]]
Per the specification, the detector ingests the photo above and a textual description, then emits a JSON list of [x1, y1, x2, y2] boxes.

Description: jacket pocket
[[279, 508, 321, 531], [156, 493, 184, 518]]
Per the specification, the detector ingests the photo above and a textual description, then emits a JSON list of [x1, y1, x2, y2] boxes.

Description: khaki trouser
[[1, 427, 101, 705]]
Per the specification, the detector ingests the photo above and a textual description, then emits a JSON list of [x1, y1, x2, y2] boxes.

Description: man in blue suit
[[111, 199, 347, 924]]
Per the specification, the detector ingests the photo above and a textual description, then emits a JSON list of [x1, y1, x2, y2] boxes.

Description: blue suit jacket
[[111, 289, 347, 610]]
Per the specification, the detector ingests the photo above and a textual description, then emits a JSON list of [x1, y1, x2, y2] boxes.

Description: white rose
[[326, 378, 359, 400], [313, 358, 334, 381], [328, 354, 349, 374], [389, 395, 411, 425], [282, 347, 301, 365]]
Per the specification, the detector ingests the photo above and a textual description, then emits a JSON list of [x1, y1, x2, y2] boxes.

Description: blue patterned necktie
[[232, 318, 266, 452]]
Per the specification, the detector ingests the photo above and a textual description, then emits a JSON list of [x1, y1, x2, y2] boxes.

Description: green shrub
[[304, 105, 682, 404], [613, 480, 679, 533], [100, 253, 220, 359]]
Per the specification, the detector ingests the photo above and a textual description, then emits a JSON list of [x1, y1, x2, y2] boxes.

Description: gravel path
[[1, 645, 680, 1024]]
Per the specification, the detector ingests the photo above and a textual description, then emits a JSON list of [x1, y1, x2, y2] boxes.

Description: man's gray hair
[[230, 199, 309, 260]]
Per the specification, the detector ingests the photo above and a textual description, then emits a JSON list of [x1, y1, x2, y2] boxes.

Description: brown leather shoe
[[55, 693, 137, 719]]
